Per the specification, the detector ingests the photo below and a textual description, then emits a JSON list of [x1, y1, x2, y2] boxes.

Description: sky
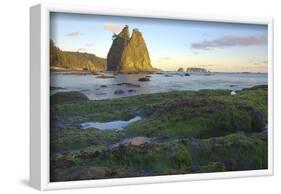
[[50, 12, 268, 72]]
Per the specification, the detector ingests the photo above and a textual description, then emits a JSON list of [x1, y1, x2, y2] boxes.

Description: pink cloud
[[192, 35, 267, 50], [104, 23, 123, 33]]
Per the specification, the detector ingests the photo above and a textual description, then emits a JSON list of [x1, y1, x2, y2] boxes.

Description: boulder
[[177, 67, 184, 72], [96, 75, 115, 79], [128, 89, 136, 93], [114, 89, 125, 95], [138, 77, 150, 82], [87, 166, 113, 179], [51, 91, 89, 104]]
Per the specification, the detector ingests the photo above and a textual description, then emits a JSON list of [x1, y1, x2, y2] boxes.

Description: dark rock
[[87, 166, 114, 179], [222, 159, 237, 170], [53, 159, 75, 169], [100, 85, 108, 88], [128, 89, 136, 93], [243, 85, 268, 91], [251, 111, 264, 132], [107, 25, 130, 71], [184, 73, 190, 76], [51, 91, 89, 104], [177, 67, 184, 72], [115, 82, 141, 87], [138, 77, 150, 82], [50, 86, 65, 90], [96, 92, 107, 96], [231, 139, 241, 149], [114, 89, 125, 95], [262, 124, 268, 139], [79, 151, 100, 159], [96, 75, 115, 79]]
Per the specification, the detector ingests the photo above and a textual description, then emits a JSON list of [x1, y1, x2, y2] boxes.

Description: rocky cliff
[[107, 26, 154, 73], [107, 25, 130, 71], [50, 40, 106, 72]]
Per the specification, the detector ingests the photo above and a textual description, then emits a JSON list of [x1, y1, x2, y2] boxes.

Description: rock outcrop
[[177, 67, 184, 72], [107, 26, 154, 73], [107, 25, 130, 71], [50, 40, 107, 72], [51, 91, 89, 104]]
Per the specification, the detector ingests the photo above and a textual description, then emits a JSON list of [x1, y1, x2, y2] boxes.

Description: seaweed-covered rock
[[51, 91, 89, 104], [138, 77, 150, 82], [87, 166, 113, 179], [243, 85, 268, 91]]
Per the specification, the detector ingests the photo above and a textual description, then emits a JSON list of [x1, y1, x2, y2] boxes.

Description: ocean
[[50, 72, 268, 100]]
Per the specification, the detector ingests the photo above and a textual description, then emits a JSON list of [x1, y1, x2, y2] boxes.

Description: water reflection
[[50, 72, 268, 100]]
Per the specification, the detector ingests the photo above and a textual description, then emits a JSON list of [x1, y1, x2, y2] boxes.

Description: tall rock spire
[[107, 26, 154, 73], [106, 25, 130, 71], [118, 29, 153, 73]]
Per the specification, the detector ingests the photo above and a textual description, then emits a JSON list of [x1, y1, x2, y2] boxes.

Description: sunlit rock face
[[118, 29, 153, 73], [107, 26, 154, 73], [107, 25, 130, 71]]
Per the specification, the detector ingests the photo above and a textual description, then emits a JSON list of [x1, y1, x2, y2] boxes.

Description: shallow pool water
[[80, 116, 142, 130]]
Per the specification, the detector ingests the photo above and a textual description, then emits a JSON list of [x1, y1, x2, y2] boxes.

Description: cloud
[[191, 35, 267, 50], [157, 57, 171, 63], [159, 57, 171, 60], [85, 43, 95, 47], [104, 23, 123, 33], [251, 60, 268, 66], [67, 31, 80, 36]]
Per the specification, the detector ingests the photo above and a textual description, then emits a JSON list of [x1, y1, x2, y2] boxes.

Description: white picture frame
[[30, 3, 274, 191]]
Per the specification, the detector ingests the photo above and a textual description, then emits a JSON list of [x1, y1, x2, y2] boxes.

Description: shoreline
[[51, 66, 267, 74], [50, 84, 268, 102]]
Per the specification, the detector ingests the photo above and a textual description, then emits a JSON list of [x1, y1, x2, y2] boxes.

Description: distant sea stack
[[107, 26, 154, 73], [186, 67, 208, 73]]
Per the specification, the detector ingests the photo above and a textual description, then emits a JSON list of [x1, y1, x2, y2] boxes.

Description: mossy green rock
[[50, 86, 268, 181], [51, 91, 89, 104]]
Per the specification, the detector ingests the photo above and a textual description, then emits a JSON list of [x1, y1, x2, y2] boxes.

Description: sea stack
[[107, 25, 130, 71], [107, 26, 154, 73]]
